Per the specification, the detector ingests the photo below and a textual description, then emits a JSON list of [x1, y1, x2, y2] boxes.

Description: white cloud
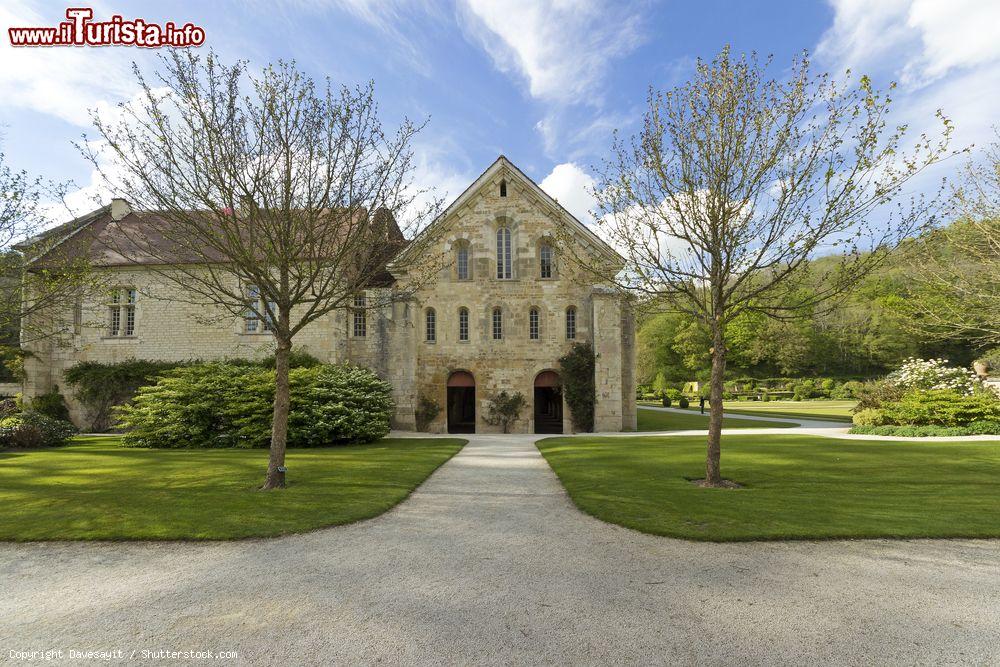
[[816, 0, 1000, 182], [539, 162, 596, 224], [905, 0, 1000, 81], [0, 1, 141, 126], [457, 0, 645, 103], [818, 0, 1000, 85]]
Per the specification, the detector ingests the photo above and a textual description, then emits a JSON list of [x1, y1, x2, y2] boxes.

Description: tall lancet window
[[496, 226, 512, 279]]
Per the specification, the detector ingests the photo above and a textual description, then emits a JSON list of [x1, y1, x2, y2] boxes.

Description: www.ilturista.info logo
[[8, 7, 206, 48]]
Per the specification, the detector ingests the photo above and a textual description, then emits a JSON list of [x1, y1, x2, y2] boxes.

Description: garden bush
[[849, 421, 1000, 437], [0, 411, 77, 448], [852, 408, 888, 427], [0, 398, 17, 419], [886, 357, 980, 395], [26, 388, 70, 422], [414, 396, 441, 432], [855, 389, 1000, 428], [678, 396, 690, 409], [830, 380, 864, 400], [65, 359, 188, 431], [484, 390, 527, 433], [117, 362, 393, 448], [878, 389, 1000, 427], [854, 380, 906, 411]]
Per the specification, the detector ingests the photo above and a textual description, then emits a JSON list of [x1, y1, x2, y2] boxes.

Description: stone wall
[[21, 160, 637, 434], [397, 167, 635, 434]]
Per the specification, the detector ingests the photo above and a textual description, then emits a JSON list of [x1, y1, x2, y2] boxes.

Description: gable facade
[[21, 157, 636, 434]]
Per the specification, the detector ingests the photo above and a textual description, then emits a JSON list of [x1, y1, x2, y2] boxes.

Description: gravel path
[[3, 433, 1000, 665]]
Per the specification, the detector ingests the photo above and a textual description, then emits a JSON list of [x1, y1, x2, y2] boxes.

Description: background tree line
[[636, 224, 984, 386]]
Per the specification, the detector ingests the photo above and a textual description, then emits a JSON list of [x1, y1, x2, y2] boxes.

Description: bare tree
[[0, 148, 92, 346], [83, 52, 441, 489], [904, 135, 999, 346], [581, 48, 952, 486]]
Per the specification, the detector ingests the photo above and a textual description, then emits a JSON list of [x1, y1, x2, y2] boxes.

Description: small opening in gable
[[499, 179, 507, 197]]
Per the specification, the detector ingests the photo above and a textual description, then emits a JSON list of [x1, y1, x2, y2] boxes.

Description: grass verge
[[637, 407, 796, 431], [536, 433, 1000, 541], [0, 436, 465, 541]]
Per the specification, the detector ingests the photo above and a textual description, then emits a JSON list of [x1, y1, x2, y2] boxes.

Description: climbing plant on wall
[[559, 343, 596, 432]]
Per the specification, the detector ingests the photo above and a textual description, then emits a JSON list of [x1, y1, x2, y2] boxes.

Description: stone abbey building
[[22, 157, 637, 434]]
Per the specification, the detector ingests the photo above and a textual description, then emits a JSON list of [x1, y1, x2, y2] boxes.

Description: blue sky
[[1, 0, 998, 226]]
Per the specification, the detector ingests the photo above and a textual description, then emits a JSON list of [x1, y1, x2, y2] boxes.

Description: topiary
[[661, 396, 671, 407], [678, 396, 690, 409]]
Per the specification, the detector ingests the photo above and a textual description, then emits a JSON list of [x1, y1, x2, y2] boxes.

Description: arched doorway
[[447, 371, 476, 434], [534, 371, 563, 434]]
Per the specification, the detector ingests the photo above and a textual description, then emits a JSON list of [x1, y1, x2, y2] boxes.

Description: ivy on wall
[[559, 342, 595, 432]]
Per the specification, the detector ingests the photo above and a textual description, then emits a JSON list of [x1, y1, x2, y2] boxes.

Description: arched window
[[566, 306, 576, 340], [496, 226, 512, 279], [425, 308, 436, 342], [492, 307, 503, 340], [499, 179, 507, 197], [539, 243, 554, 278], [456, 243, 470, 281], [529, 307, 540, 340], [458, 307, 469, 342]]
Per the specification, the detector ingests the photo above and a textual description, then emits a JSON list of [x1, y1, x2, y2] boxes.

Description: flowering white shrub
[[885, 357, 982, 395]]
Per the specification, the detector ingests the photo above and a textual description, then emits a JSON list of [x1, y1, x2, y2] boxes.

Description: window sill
[[102, 335, 137, 340], [424, 340, 436, 344], [239, 331, 274, 336]]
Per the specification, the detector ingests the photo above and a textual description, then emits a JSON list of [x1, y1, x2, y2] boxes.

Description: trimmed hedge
[[0, 411, 77, 448], [849, 422, 1000, 437], [117, 363, 393, 448], [854, 389, 1000, 428]]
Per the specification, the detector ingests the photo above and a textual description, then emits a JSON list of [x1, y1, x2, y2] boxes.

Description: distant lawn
[[537, 433, 1000, 541], [637, 407, 795, 431], [0, 436, 465, 541], [720, 399, 856, 422], [640, 399, 856, 423]]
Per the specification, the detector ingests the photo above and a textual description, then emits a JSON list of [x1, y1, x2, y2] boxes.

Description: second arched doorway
[[447, 370, 476, 434], [534, 370, 563, 434]]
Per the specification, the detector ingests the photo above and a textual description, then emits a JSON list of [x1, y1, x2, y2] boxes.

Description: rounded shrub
[[852, 408, 887, 427], [117, 362, 394, 448], [661, 396, 671, 407], [678, 396, 690, 409], [0, 411, 77, 449]]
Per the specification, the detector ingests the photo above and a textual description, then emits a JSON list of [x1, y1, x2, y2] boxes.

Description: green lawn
[[715, 399, 856, 422], [639, 399, 856, 422], [537, 433, 1000, 541], [637, 406, 795, 431], [0, 436, 465, 541]]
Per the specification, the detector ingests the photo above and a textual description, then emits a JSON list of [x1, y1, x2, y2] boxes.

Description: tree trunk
[[262, 335, 292, 490], [705, 321, 727, 486]]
